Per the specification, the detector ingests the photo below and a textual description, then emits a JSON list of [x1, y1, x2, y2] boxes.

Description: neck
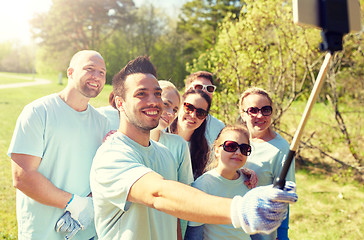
[[250, 128, 276, 143], [58, 87, 90, 112], [150, 128, 161, 142], [177, 123, 194, 142], [118, 115, 151, 147], [215, 166, 240, 180]]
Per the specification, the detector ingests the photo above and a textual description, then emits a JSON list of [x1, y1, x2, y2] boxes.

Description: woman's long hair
[[169, 89, 211, 179]]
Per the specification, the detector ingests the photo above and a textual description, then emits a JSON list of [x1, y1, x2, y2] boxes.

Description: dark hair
[[185, 71, 214, 91], [169, 89, 212, 179], [112, 56, 157, 99]]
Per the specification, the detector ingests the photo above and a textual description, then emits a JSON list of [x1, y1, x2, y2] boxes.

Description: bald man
[[8, 50, 110, 239]]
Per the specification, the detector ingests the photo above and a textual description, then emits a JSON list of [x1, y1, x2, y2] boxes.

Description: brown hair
[[185, 71, 214, 91], [112, 56, 157, 99], [206, 125, 250, 170]]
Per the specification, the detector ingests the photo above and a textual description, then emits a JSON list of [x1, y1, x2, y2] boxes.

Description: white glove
[[65, 194, 94, 230], [55, 211, 82, 240], [230, 181, 297, 235]]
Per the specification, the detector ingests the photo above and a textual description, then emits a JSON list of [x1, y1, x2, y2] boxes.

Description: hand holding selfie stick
[[273, 0, 361, 189]]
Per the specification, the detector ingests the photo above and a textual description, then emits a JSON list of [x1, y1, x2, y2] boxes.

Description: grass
[[0, 72, 363, 239]]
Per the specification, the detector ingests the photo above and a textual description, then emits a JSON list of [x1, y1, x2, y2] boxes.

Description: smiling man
[[90, 56, 298, 240], [8, 50, 110, 239]]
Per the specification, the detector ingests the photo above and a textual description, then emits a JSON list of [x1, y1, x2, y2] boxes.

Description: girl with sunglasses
[[239, 87, 295, 240], [184, 125, 256, 240], [169, 89, 211, 180]]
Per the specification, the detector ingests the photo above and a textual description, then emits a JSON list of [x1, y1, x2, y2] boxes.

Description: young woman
[[169, 89, 211, 180], [239, 87, 295, 240], [150, 80, 193, 185], [184, 125, 255, 240]]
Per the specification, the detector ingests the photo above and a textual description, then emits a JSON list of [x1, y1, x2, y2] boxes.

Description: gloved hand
[[230, 181, 297, 235], [65, 194, 94, 230], [240, 168, 258, 189], [55, 211, 82, 240]]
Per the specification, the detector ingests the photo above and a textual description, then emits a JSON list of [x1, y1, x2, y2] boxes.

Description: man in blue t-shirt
[[90, 56, 298, 240], [8, 50, 110, 240]]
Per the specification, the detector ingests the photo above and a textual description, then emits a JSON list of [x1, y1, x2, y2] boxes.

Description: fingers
[[65, 223, 81, 240]]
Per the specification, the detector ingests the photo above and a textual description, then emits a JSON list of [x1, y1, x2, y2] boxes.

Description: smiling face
[[240, 93, 272, 137], [68, 51, 106, 98], [157, 88, 180, 131], [215, 130, 250, 175], [177, 93, 208, 132], [117, 73, 163, 134]]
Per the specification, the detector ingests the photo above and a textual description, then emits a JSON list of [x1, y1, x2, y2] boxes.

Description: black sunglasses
[[243, 106, 272, 116], [220, 140, 252, 156], [191, 83, 216, 93], [183, 102, 208, 120]]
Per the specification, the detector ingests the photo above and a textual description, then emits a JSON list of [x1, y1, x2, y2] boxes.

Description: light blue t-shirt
[[7, 93, 110, 240], [90, 132, 179, 240], [97, 105, 119, 130], [245, 132, 295, 240], [188, 169, 251, 240], [159, 131, 193, 185], [205, 114, 225, 146]]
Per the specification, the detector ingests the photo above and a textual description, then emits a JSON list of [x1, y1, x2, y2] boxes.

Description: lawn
[[0, 73, 363, 239]]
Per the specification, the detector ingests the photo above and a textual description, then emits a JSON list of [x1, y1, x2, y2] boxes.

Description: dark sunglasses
[[220, 140, 252, 156], [183, 102, 208, 120], [191, 83, 216, 93], [243, 106, 272, 116]]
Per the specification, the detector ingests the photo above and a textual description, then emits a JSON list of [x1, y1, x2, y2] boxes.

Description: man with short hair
[[184, 71, 225, 145], [8, 50, 110, 239], [90, 56, 298, 240]]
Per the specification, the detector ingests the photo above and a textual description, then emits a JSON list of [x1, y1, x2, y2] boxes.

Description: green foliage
[[177, 0, 244, 63], [0, 42, 35, 73]]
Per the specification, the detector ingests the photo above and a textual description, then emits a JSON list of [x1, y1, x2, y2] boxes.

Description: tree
[[177, 0, 244, 63], [30, 0, 136, 73]]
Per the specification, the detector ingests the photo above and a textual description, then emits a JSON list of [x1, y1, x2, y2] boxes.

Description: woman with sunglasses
[[169, 89, 211, 180], [150, 80, 194, 186], [239, 87, 295, 240], [184, 125, 256, 240]]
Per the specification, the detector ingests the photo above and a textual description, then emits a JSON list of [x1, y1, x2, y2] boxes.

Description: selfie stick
[[273, 0, 358, 189], [273, 52, 332, 189]]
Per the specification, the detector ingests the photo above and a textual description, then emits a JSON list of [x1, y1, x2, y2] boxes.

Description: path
[[0, 73, 52, 89]]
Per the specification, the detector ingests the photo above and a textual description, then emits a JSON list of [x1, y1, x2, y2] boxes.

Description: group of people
[[8, 50, 296, 240]]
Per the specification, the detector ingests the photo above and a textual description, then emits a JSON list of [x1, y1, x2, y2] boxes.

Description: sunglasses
[[191, 83, 216, 93], [220, 141, 252, 156], [183, 102, 208, 120], [243, 106, 272, 116]]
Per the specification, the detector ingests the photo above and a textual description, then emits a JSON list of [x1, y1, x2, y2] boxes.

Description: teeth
[[89, 83, 97, 87], [146, 110, 158, 115]]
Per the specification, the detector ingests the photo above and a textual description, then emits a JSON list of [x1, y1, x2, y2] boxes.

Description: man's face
[[68, 53, 106, 98], [121, 73, 163, 133], [187, 77, 215, 100]]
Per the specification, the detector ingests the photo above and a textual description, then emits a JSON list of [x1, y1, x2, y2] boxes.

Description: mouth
[[142, 108, 161, 118], [87, 82, 99, 89], [160, 116, 169, 124]]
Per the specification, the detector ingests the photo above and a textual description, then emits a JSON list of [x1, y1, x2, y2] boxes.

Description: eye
[[173, 107, 178, 114], [136, 91, 145, 97], [155, 91, 162, 98], [99, 71, 105, 76]]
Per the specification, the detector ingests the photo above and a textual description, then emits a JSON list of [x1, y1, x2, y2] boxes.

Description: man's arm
[[11, 153, 72, 209], [128, 171, 232, 224]]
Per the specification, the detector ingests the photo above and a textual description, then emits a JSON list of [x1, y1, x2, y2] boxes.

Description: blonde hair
[[206, 125, 250, 171], [239, 87, 273, 114], [158, 80, 181, 105]]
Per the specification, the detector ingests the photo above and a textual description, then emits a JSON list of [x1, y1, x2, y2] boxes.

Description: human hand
[[230, 181, 297, 235], [65, 195, 94, 230], [103, 130, 116, 142], [55, 211, 81, 240], [240, 168, 258, 189]]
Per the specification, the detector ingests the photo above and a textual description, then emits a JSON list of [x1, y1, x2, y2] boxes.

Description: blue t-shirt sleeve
[[8, 103, 45, 158]]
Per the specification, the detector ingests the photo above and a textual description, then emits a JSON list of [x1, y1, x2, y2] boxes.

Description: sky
[[0, 0, 187, 45]]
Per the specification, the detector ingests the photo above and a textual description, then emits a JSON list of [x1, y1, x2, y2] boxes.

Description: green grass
[[0, 73, 363, 239]]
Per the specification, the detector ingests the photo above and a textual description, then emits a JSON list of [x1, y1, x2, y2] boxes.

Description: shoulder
[[207, 114, 225, 127]]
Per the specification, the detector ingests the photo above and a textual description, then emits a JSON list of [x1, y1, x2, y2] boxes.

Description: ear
[[67, 67, 74, 78], [214, 145, 221, 159], [114, 96, 125, 112]]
